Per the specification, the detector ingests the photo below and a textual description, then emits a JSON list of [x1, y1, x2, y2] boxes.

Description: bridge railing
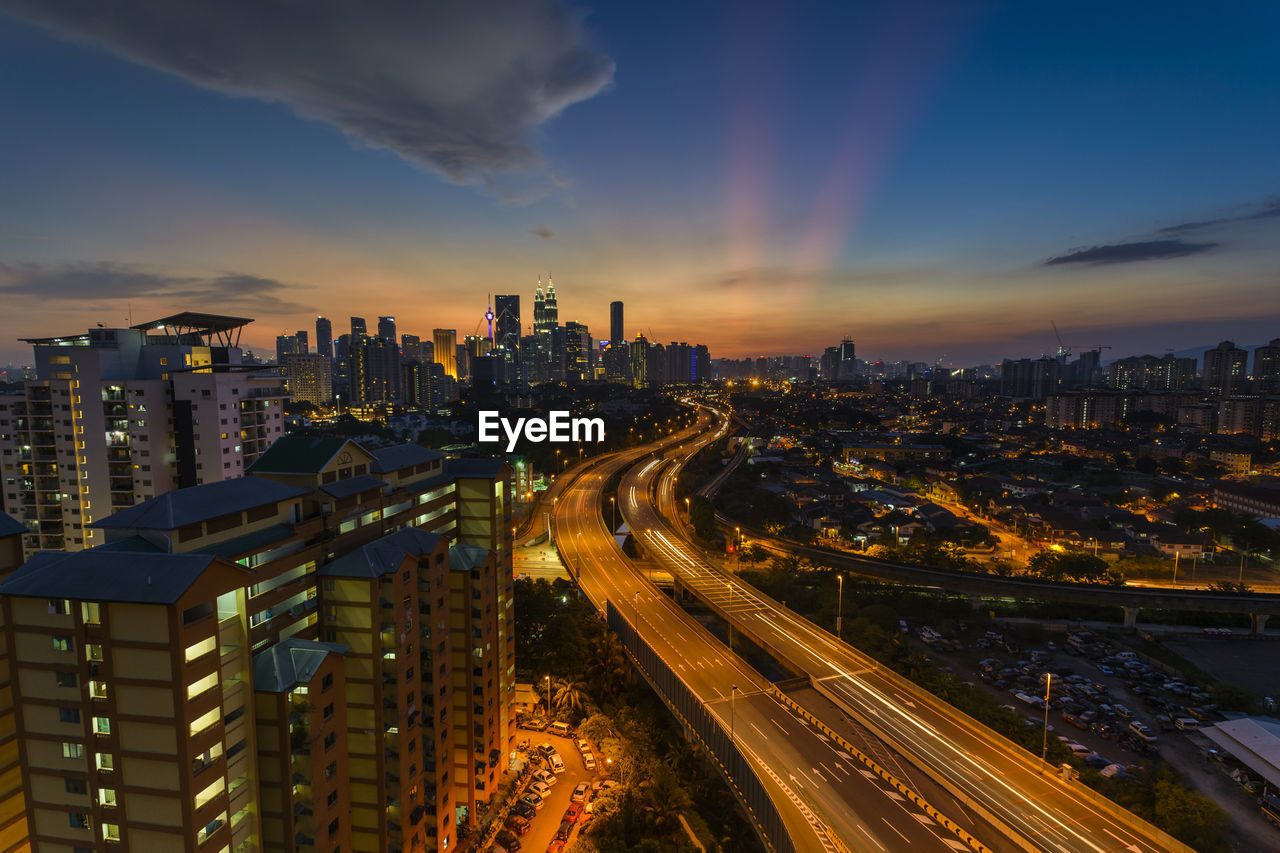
[[606, 601, 798, 853]]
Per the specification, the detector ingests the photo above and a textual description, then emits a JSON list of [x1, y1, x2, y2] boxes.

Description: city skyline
[[1, 2, 1279, 364]]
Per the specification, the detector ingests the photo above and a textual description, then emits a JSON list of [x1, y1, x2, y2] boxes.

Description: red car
[[563, 803, 583, 824]]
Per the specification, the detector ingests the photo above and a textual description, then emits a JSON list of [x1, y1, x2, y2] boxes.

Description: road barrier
[[768, 685, 993, 853], [606, 602, 798, 853]]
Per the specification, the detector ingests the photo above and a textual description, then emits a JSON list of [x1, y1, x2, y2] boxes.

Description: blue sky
[[1, 0, 1278, 364]]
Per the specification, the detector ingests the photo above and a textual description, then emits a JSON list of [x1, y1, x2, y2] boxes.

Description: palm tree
[[552, 678, 589, 716], [586, 633, 631, 697]]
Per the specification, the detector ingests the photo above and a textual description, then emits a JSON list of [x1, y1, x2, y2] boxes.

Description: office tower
[[630, 335, 650, 388], [0, 441, 513, 853], [316, 316, 334, 360], [350, 316, 367, 339], [1255, 338, 1280, 394], [494, 295, 520, 362], [377, 316, 397, 342], [563, 322, 590, 383], [0, 514, 25, 851], [548, 326, 566, 383], [295, 330, 309, 353], [532, 281, 547, 335], [401, 334, 422, 363], [433, 330, 458, 379], [609, 301, 624, 347], [839, 339, 857, 380], [465, 335, 493, 361], [283, 353, 334, 406], [543, 277, 558, 329], [1203, 340, 1248, 396], [276, 334, 302, 365], [349, 336, 401, 406], [0, 313, 286, 553], [456, 344, 470, 383]]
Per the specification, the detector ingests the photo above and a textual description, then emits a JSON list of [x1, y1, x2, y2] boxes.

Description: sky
[[1, 0, 1279, 366]]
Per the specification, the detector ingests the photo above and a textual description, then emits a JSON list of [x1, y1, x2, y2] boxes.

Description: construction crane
[[1051, 322, 1112, 359]]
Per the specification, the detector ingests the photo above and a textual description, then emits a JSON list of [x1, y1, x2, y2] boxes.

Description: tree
[[1026, 549, 1111, 583], [1152, 765, 1230, 851], [552, 678, 589, 717]]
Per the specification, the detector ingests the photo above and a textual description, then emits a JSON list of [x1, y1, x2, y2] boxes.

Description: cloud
[[0, 262, 312, 314], [1158, 197, 1280, 234], [1043, 239, 1218, 266], [527, 225, 556, 241], [1, 0, 615, 194]]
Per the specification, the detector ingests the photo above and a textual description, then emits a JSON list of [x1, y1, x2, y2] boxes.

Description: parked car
[[494, 829, 522, 852], [533, 769, 557, 786], [512, 802, 536, 820], [538, 743, 557, 756], [582, 752, 596, 771], [549, 754, 566, 774], [571, 783, 590, 803], [530, 781, 553, 800], [1174, 718, 1200, 732], [1128, 721, 1158, 743], [575, 738, 591, 754], [505, 814, 532, 836], [549, 721, 572, 736], [519, 792, 544, 811], [564, 803, 583, 824]]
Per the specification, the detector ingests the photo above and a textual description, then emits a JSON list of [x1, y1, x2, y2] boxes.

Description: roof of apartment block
[[448, 542, 491, 572], [247, 436, 353, 474], [370, 444, 446, 474], [319, 474, 388, 499], [0, 512, 25, 538], [442, 457, 507, 479], [0, 550, 243, 603], [91, 477, 309, 530], [320, 527, 443, 579], [253, 638, 349, 693]]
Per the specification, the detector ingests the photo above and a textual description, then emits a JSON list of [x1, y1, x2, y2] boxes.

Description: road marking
[[857, 824, 887, 851], [880, 818, 911, 845], [910, 813, 935, 826]]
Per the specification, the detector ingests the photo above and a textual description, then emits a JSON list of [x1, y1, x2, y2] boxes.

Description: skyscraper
[[564, 321, 590, 383], [495, 294, 521, 361], [433, 329, 458, 379], [533, 280, 546, 334], [543, 276, 558, 329], [316, 315, 333, 359], [350, 316, 367, 339], [1203, 340, 1248, 396], [349, 335, 401, 405], [610, 300, 624, 346], [282, 353, 334, 406], [401, 334, 421, 362], [276, 334, 302, 364], [377, 315, 396, 341]]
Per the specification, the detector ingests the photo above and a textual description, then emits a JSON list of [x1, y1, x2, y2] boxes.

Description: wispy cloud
[[0, 0, 615, 196], [1158, 197, 1280, 234], [1043, 239, 1218, 266], [526, 225, 556, 241], [0, 262, 312, 314]]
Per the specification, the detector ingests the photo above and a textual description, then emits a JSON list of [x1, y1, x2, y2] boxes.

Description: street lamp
[[836, 574, 844, 636], [545, 674, 552, 715], [610, 496, 616, 532], [1041, 673, 1052, 763]]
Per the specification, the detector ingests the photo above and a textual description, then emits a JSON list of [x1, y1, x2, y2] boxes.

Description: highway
[[551, 417, 978, 853], [617, 406, 1193, 853]]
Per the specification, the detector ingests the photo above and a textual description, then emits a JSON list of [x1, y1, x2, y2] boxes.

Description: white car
[[549, 754, 566, 774], [533, 769, 557, 786], [530, 781, 553, 800], [582, 752, 596, 771]]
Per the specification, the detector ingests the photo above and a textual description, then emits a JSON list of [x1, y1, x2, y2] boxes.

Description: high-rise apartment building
[[295, 331, 309, 354], [1254, 337, 1280, 394], [401, 335, 422, 363], [0, 514, 26, 851], [1203, 340, 1248, 396], [283, 354, 334, 407], [1107, 354, 1197, 392], [1000, 357, 1063, 399], [0, 438, 513, 853], [376, 317, 396, 342], [350, 317, 368, 340], [609, 301, 623, 347], [316, 317, 333, 361], [433, 330, 458, 380], [0, 314, 286, 553]]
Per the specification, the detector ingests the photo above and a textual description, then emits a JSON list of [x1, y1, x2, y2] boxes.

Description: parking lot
[[494, 728, 613, 853], [915, 622, 1280, 847]]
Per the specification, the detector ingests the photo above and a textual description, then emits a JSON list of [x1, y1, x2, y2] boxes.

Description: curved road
[[552, 413, 967, 853], [620, 405, 1192, 853]]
